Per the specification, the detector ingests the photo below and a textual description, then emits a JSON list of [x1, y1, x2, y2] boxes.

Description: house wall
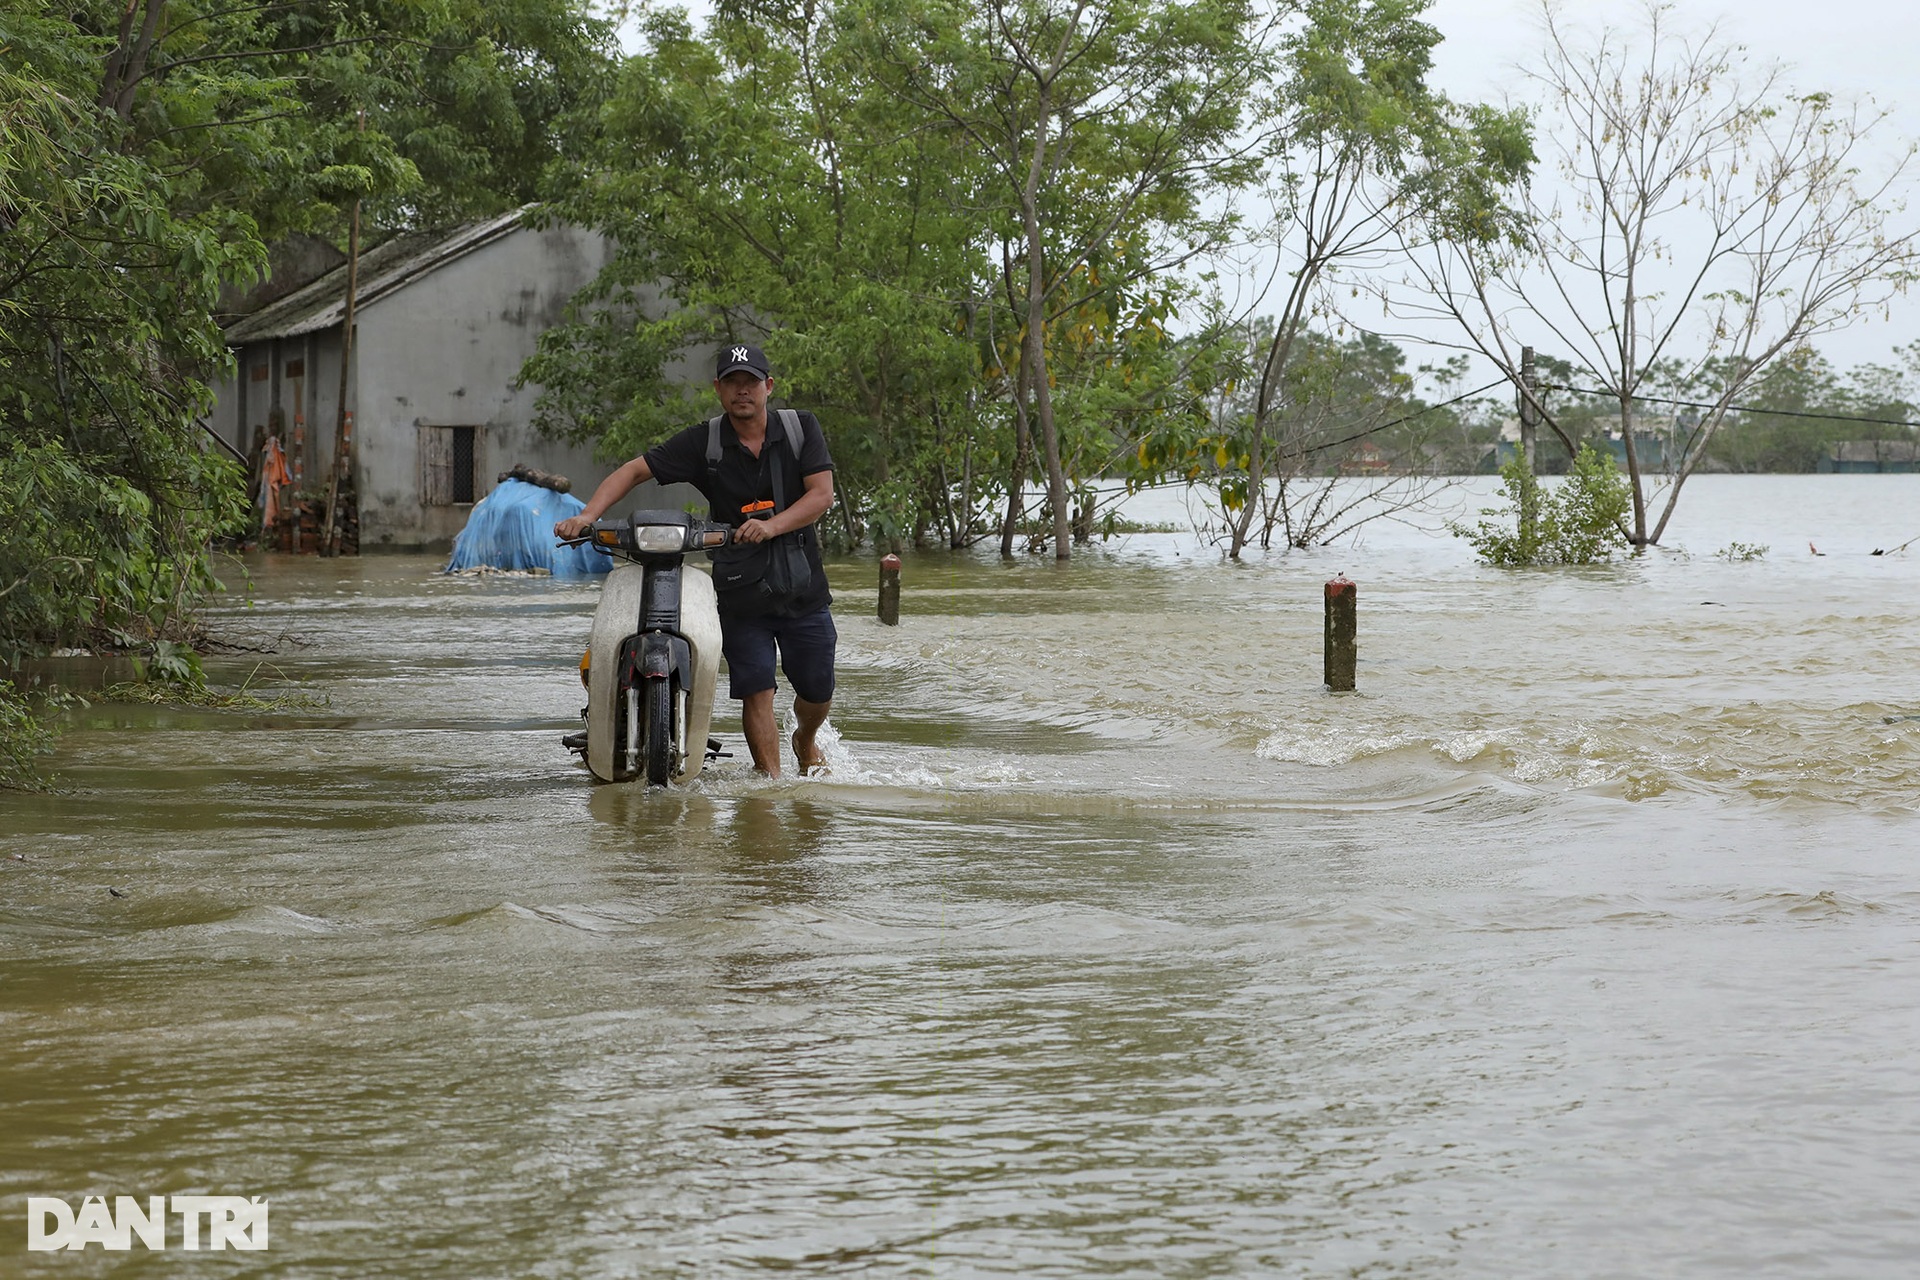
[[215, 221, 707, 548], [351, 225, 622, 546]]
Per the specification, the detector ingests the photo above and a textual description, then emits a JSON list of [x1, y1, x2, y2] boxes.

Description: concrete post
[[1519, 345, 1538, 475], [1324, 575, 1356, 692], [879, 554, 901, 626]]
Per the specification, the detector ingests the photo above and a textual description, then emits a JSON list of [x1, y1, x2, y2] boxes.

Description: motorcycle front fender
[[638, 631, 690, 683]]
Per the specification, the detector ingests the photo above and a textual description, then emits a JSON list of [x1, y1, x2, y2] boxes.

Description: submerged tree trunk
[[1020, 125, 1070, 561], [1616, 396, 1648, 546], [1001, 351, 1033, 558]]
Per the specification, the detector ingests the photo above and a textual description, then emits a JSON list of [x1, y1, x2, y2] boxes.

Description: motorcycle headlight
[[632, 524, 686, 554]]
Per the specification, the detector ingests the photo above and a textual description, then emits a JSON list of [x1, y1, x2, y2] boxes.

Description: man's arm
[[554, 456, 655, 540], [734, 469, 833, 544]]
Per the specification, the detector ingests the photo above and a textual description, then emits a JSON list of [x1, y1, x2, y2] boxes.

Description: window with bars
[[420, 425, 482, 505]]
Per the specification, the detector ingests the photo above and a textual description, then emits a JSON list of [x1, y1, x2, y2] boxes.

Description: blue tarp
[[444, 479, 610, 576]]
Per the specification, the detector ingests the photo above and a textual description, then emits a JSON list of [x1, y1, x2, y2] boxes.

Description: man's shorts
[[720, 606, 837, 703]]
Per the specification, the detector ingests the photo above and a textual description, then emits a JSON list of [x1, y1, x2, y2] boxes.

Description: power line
[[1269, 377, 1513, 461], [1352, 377, 1512, 440], [1542, 382, 1920, 431], [1090, 377, 1515, 501]]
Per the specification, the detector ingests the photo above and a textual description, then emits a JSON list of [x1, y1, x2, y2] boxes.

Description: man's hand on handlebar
[[733, 517, 775, 545], [554, 514, 594, 542]]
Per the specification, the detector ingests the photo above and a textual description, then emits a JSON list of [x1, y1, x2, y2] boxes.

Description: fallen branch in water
[[95, 665, 326, 712], [1875, 533, 1920, 556], [197, 627, 314, 655]]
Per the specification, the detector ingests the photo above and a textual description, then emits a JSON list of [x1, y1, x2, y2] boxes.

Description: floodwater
[[3, 474, 1918, 1277]]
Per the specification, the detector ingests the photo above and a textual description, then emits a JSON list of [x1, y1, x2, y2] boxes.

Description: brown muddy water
[[3, 475, 1919, 1277]]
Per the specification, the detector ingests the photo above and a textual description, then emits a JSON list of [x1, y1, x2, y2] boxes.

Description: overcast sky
[[1420, 0, 1920, 372], [1427, 0, 1920, 112]]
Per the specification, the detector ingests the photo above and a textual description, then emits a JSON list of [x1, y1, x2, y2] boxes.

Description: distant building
[[1600, 430, 1669, 471], [210, 209, 678, 549], [1495, 404, 1691, 473], [1818, 440, 1920, 473], [1339, 439, 1392, 474]]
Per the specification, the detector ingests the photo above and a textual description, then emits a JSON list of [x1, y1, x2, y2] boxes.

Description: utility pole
[[322, 112, 364, 558], [1517, 346, 1541, 550], [1519, 346, 1539, 475]]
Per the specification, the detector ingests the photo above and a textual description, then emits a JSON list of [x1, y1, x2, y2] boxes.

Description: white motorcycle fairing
[[585, 562, 723, 783]]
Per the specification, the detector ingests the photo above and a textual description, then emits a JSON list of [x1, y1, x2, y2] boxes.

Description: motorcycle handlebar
[[556, 518, 735, 554]]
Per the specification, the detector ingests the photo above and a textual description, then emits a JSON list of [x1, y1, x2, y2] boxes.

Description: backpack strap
[[706, 409, 808, 511], [774, 408, 804, 461], [706, 412, 803, 466]]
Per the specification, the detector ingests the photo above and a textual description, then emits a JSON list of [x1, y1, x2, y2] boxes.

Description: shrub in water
[[1452, 443, 1631, 566]]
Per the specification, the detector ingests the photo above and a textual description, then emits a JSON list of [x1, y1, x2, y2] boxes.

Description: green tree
[[1, 15, 260, 783], [872, 0, 1269, 559], [1, 0, 609, 784], [1700, 348, 1846, 473], [521, 3, 993, 550], [79, 0, 613, 243], [1136, 322, 1476, 546]]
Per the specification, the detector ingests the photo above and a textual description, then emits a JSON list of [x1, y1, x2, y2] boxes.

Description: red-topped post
[[1324, 575, 1356, 692], [879, 554, 901, 626]]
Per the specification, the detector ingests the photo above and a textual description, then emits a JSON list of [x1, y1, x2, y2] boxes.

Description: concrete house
[[210, 209, 624, 548]]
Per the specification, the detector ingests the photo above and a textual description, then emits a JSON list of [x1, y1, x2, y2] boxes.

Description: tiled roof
[[222, 206, 532, 344]]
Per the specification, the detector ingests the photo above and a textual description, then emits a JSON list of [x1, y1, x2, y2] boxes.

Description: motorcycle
[[560, 511, 734, 785]]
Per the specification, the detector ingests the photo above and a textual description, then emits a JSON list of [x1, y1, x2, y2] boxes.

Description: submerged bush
[[0, 683, 55, 791], [1452, 443, 1631, 566]]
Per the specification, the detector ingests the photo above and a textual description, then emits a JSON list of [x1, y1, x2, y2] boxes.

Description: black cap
[[715, 342, 770, 380]]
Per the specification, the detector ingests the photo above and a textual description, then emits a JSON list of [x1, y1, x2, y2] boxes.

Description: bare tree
[[1188, 320, 1472, 552], [1393, 1, 1920, 546]]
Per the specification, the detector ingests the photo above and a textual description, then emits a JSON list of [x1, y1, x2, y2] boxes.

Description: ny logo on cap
[[732, 347, 749, 363]]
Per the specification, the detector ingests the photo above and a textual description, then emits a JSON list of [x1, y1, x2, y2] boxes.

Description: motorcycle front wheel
[[643, 676, 673, 786]]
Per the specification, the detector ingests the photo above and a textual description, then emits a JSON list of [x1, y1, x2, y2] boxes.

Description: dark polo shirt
[[642, 409, 834, 616]]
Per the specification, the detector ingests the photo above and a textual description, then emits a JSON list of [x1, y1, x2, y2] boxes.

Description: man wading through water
[[555, 343, 837, 777]]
